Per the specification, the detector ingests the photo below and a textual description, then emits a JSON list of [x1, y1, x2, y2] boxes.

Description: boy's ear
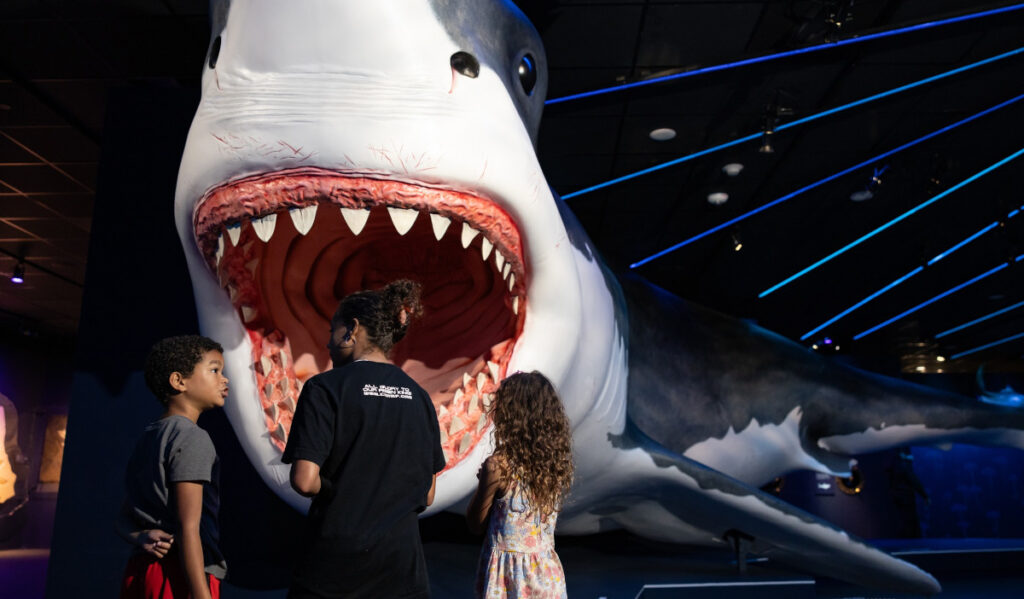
[[168, 371, 188, 394]]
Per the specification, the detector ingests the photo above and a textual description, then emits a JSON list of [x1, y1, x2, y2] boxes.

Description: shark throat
[[192, 167, 526, 469]]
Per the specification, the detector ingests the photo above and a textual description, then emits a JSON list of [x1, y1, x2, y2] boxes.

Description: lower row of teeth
[[438, 363, 500, 464]]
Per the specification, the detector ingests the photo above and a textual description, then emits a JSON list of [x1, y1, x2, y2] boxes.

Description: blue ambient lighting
[[628, 93, 1024, 269], [1009, 209, 1021, 218], [853, 263, 1010, 340], [936, 300, 1024, 339], [951, 331, 1024, 360], [760, 146, 1024, 298], [800, 267, 924, 340], [569, 47, 1024, 201], [546, 4, 1024, 105], [927, 222, 1002, 266]]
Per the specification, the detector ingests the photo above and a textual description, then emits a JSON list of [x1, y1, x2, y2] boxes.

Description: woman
[[282, 280, 445, 599]]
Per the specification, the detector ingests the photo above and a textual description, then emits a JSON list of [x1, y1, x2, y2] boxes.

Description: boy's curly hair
[[144, 335, 224, 405], [490, 371, 574, 520]]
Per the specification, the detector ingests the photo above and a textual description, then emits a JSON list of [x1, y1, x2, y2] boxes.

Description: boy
[[118, 335, 229, 599]]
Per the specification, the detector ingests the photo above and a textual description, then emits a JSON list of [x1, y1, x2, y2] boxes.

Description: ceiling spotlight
[[823, 337, 833, 345], [851, 164, 888, 202], [812, 344, 819, 350], [835, 345, 840, 351], [10, 262, 25, 284], [758, 131, 774, 154], [649, 127, 677, 141], [915, 366, 926, 373], [731, 232, 743, 252], [722, 163, 744, 177], [936, 356, 946, 362], [707, 192, 729, 206]]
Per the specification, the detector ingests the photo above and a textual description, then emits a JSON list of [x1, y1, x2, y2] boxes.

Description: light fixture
[[854, 262, 1009, 340], [707, 192, 729, 206], [936, 356, 946, 362], [628, 92, 1024, 268], [850, 165, 888, 201], [915, 366, 926, 373], [546, 4, 1024, 105], [568, 53, 1024, 201], [10, 262, 24, 284], [649, 128, 677, 141], [951, 330, 1024, 360], [731, 231, 743, 252], [936, 300, 1024, 338], [760, 144, 1024, 298], [722, 163, 744, 177], [812, 344, 819, 350], [758, 131, 774, 154]]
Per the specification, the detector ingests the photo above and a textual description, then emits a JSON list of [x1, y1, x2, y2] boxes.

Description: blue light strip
[[800, 267, 924, 341], [853, 263, 1009, 340], [546, 4, 1024, 105], [951, 330, 1024, 360], [936, 300, 1024, 339], [628, 93, 1024, 269], [927, 222, 1002, 266], [1010, 208, 1021, 218], [760, 146, 1024, 298], [565, 46, 1024, 201]]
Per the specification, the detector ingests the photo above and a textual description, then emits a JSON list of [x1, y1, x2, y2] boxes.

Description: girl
[[467, 371, 574, 599]]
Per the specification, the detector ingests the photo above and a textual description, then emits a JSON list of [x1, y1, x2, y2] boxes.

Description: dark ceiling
[[1, 0, 1022, 373]]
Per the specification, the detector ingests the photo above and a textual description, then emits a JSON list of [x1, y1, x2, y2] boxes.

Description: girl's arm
[[175, 481, 212, 599], [465, 456, 506, 534]]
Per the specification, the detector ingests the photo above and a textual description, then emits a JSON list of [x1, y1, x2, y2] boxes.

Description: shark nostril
[[450, 51, 480, 79]]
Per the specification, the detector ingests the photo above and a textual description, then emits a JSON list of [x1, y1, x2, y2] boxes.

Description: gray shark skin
[[173, 1, 1023, 594], [623, 275, 1024, 486]]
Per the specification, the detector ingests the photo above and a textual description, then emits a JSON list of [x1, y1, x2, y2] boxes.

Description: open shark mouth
[[192, 167, 525, 469]]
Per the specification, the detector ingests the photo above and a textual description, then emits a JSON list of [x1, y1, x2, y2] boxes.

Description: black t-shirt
[[282, 361, 445, 553]]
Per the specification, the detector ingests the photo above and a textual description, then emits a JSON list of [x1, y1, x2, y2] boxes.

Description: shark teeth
[[289, 205, 317, 235], [340, 207, 370, 234], [387, 206, 418, 235], [252, 213, 277, 242], [226, 223, 242, 246], [430, 213, 451, 240], [461, 223, 480, 248]]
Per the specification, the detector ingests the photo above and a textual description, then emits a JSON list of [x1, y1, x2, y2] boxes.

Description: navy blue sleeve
[[282, 378, 335, 466]]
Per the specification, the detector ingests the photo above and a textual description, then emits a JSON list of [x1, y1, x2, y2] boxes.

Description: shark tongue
[[198, 169, 526, 466]]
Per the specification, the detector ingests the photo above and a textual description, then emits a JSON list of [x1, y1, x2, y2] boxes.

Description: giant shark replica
[[174, 1, 1024, 593]]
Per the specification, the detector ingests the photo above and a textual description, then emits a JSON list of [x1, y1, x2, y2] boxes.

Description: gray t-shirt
[[122, 414, 226, 578]]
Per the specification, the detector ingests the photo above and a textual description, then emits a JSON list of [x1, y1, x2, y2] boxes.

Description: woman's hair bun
[[380, 279, 423, 345]]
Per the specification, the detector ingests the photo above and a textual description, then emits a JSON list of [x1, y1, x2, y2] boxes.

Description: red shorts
[[120, 553, 221, 599]]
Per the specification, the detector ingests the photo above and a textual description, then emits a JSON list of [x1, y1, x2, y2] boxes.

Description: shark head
[[174, 0, 614, 511]]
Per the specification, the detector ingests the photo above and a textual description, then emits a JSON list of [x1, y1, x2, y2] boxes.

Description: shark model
[[174, 1, 1024, 593]]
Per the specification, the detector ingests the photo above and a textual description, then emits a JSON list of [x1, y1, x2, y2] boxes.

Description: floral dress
[[475, 479, 568, 599]]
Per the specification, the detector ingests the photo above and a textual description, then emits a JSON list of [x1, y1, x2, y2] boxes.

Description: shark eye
[[450, 51, 480, 79], [517, 54, 536, 95], [208, 36, 222, 69]]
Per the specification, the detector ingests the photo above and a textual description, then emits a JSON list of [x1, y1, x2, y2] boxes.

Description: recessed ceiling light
[[649, 127, 676, 141], [915, 366, 926, 373], [722, 163, 744, 177], [936, 356, 946, 362], [707, 192, 728, 205], [850, 190, 874, 202]]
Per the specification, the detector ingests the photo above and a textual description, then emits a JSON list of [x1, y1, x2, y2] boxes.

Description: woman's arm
[[465, 457, 506, 535], [290, 459, 322, 497], [174, 481, 212, 599], [426, 474, 437, 506]]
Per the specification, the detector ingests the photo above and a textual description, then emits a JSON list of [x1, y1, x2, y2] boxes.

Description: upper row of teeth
[[212, 205, 519, 310]]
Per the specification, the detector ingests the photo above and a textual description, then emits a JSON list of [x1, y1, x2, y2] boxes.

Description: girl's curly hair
[[332, 279, 424, 354], [490, 371, 574, 519]]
